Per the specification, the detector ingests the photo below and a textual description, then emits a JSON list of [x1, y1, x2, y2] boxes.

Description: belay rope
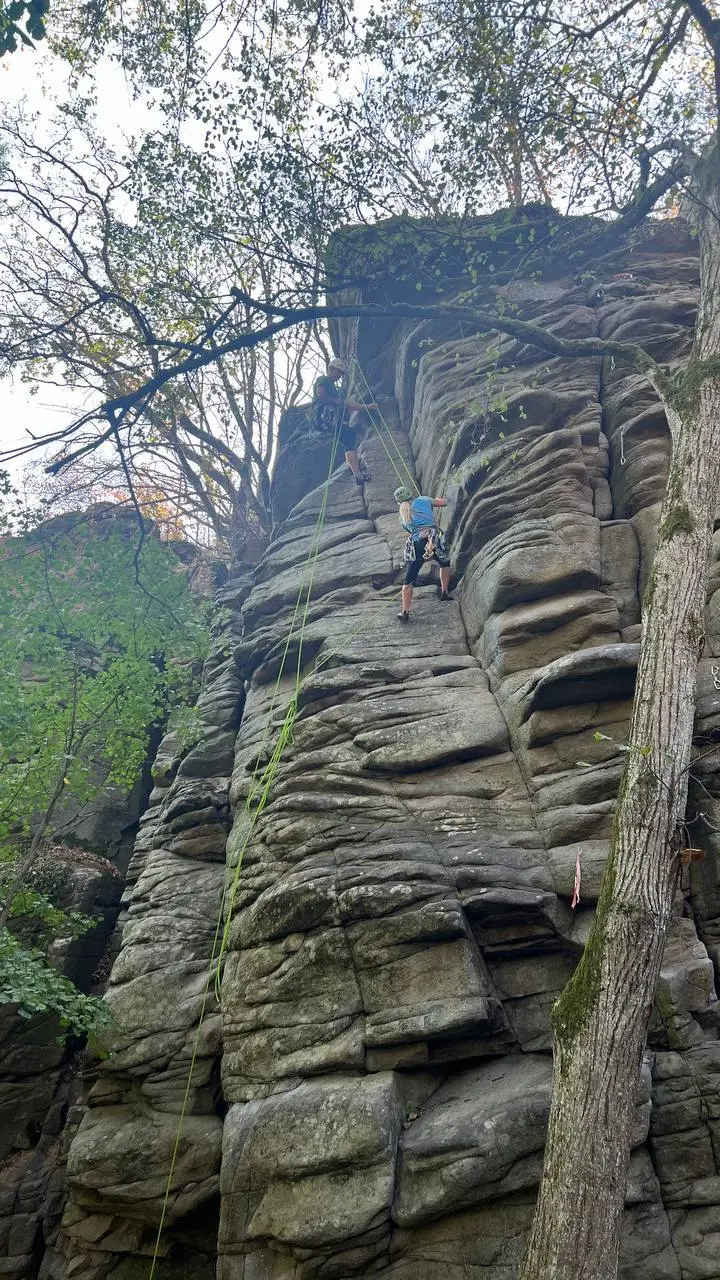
[[147, 354, 445, 1277], [351, 358, 419, 497], [147, 405, 411, 1277], [147, 426, 342, 1277], [215, 362, 434, 981], [351, 356, 448, 552]]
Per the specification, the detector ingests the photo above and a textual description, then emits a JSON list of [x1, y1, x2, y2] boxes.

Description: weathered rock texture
[[52, 214, 720, 1279], [0, 852, 124, 1280], [0, 511, 221, 1280]]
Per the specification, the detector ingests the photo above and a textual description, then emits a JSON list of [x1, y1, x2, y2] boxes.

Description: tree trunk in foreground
[[519, 154, 720, 1280]]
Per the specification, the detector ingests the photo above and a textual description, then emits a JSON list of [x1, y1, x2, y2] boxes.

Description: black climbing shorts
[[404, 536, 450, 586], [337, 422, 356, 452]]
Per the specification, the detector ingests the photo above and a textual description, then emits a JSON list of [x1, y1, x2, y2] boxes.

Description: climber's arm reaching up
[[314, 381, 378, 413]]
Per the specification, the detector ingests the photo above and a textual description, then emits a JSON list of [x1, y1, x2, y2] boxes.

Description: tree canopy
[[0, 0, 712, 529]]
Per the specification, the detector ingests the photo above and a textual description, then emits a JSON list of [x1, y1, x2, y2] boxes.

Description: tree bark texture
[[519, 152, 720, 1280]]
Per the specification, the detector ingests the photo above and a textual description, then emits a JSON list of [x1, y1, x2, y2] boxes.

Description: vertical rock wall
[[40, 574, 252, 1280], [57, 216, 720, 1279]]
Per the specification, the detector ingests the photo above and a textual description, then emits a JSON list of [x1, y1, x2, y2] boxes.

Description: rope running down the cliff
[[148, 399, 421, 1278], [350, 359, 448, 537], [351, 359, 420, 496], [214, 419, 347, 987], [146, 423, 344, 1280], [213, 363, 447, 995], [219, 362, 419, 883], [214, 415, 411, 999], [147, 425, 406, 1278]]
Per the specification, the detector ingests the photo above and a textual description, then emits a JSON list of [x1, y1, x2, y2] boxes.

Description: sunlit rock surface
[[49, 215, 720, 1280]]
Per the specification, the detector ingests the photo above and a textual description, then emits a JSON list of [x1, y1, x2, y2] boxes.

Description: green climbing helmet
[[394, 486, 413, 502]]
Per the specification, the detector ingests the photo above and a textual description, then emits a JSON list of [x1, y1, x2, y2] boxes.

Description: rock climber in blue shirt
[[395, 486, 453, 621]]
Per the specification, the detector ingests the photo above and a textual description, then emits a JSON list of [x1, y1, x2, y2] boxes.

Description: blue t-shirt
[[402, 496, 436, 536]]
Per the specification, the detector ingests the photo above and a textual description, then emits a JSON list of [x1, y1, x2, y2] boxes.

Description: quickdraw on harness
[[398, 489, 449, 565], [315, 401, 342, 435], [424, 528, 448, 560], [402, 527, 448, 564]]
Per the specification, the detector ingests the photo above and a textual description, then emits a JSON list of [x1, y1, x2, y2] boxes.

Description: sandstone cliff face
[[52, 216, 720, 1280]]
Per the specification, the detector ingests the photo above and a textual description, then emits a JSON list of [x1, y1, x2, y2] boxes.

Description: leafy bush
[[0, 932, 113, 1036], [0, 503, 210, 1032]]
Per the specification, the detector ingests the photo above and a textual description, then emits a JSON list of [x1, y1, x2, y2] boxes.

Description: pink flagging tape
[[571, 849, 582, 911]]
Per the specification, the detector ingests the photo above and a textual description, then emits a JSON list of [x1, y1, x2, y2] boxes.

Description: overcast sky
[[0, 44, 140, 477]]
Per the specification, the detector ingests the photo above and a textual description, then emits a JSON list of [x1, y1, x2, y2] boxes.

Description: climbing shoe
[[397, 610, 410, 622], [440, 590, 454, 602]]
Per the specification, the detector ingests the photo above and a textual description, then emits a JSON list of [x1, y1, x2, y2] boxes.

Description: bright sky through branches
[[0, 45, 147, 471], [0, 0, 708, 499]]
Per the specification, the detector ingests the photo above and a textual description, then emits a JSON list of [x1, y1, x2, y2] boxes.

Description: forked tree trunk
[[519, 152, 720, 1280]]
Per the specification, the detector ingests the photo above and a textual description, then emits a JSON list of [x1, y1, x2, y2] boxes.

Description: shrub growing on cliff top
[[0, 499, 209, 1031]]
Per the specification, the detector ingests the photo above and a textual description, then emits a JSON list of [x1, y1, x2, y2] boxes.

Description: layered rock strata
[[39, 573, 253, 1279], [57, 216, 720, 1279]]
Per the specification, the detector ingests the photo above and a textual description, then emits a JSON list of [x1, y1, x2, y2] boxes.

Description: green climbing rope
[[351, 359, 420, 495], [148, 375, 421, 1278], [352, 357, 450, 533], [147, 425, 342, 1279], [215, 422, 344, 986]]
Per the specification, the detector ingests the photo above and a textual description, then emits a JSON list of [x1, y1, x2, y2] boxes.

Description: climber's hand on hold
[[347, 399, 378, 412]]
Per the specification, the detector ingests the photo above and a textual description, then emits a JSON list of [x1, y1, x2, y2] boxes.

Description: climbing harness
[[402, 528, 448, 564], [316, 402, 339, 433], [423, 528, 448, 560]]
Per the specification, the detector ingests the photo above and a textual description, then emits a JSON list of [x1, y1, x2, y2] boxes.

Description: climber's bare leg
[[345, 449, 362, 480], [402, 585, 413, 614], [440, 567, 451, 594]]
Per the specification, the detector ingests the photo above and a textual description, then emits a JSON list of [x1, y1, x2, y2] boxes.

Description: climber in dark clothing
[[395, 486, 453, 621], [312, 357, 378, 485]]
